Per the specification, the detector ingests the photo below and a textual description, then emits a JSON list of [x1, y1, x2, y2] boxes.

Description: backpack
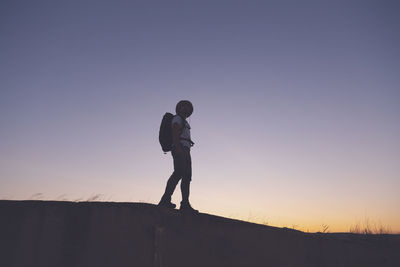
[[159, 113, 195, 153], [159, 112, 174, 152]]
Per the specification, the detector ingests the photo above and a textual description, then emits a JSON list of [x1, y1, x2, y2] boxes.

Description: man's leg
[[179, 148, 198, 213], [161, 172, 181, 202], [180, 149, 192, 204], [160, 149, 184, 204]]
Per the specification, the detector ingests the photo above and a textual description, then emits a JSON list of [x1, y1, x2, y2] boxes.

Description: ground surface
[[1, 200, 399, 267]]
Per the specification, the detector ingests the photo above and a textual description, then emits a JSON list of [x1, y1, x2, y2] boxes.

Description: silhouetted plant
[[321, 223, 329, 233], [86, 194, 102, 202], [349, 217, 392, 234]]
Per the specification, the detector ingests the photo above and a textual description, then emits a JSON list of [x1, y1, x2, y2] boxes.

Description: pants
[[162, 146, 192, 203]]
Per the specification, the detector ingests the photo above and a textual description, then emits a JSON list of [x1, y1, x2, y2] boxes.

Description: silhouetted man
[[158, 100, 198, 213]]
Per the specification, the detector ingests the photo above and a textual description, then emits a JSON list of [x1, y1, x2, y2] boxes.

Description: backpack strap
[[176, 115, 186, 131]]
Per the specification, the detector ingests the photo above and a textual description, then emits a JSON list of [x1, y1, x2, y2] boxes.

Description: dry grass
[[349, 217, 392, 234], [321, 223, 330, 233]]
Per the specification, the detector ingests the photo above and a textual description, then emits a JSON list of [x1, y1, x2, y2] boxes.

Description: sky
[[1, 0, 399, 233]]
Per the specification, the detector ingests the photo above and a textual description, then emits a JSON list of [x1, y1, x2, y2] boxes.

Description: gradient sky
[[1, 0, 399, 232]]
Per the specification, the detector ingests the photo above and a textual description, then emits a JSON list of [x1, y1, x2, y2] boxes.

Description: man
[[158, 100, 198, 213]]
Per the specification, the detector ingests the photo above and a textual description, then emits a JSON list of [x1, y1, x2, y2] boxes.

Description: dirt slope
[[0, 200, 399, 267]]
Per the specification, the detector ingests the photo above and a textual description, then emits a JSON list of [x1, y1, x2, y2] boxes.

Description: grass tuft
[[349, 217, 392, 234]]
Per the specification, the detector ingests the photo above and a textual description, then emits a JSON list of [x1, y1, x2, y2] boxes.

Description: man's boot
[[158, 196, 176, 209], [179, 201, 198, 214]]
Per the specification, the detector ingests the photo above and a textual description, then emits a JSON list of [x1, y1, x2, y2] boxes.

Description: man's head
[[176, 100, 193, 118]]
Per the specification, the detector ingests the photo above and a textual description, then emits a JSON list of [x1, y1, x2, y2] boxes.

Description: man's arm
[[172, 122, 183, 155]]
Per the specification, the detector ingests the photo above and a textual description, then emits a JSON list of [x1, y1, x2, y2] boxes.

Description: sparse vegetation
[[321, 223, 329, 233], [86, 194, 103, 202], [349, 217, 392, 234]]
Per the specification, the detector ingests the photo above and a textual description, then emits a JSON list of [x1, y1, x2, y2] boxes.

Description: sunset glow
[[1, 1, 399, 233]]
